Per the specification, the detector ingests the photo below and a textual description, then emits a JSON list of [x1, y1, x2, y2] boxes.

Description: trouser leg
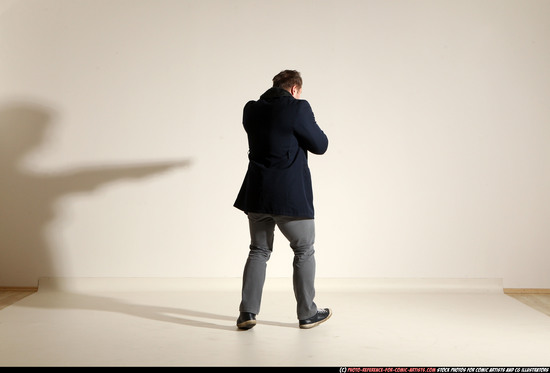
[[239, 213, 275, 315], [275, 216, 317, 320]]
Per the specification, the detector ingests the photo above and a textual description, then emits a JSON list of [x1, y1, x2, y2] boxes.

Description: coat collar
[[260, 87, 293, 100]]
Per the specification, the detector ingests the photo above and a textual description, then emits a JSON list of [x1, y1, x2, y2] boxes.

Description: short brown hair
[[272, 70, 302, 90]]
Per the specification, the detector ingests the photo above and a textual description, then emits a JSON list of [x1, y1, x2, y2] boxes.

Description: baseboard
[[2, 283, 548, 295], [504, 288, 550, 294], [0, 286, 38, 292]]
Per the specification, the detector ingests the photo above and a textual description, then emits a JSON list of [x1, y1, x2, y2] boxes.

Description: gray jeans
[[239, 212, 317, 320]]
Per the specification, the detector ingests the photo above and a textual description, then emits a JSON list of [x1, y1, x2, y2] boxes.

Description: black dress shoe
[[237, 312, 256, 330], [299, 308, 332, 329]]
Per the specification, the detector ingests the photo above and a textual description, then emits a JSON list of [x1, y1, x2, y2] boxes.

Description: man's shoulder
[[294, 99, 314, 114], [243, 97, 312, 111], [243, 99, 260, 112], [277, 97, 312, 110]]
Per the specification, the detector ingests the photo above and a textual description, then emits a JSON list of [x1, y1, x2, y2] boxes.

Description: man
[[233, 70, 331, 330]]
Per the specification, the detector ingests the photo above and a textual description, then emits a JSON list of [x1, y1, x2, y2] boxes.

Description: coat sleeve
[[294, 100, 329, 155]]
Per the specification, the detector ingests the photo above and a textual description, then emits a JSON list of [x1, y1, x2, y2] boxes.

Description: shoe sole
[[237, 319, 257, 330], [299, 309, 332, 329]]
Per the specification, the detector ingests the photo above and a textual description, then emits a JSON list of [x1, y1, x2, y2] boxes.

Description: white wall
[[1, 0, 549, 288]]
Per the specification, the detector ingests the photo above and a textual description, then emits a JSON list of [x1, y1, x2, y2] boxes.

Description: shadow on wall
[[0, 102, 191, 287]]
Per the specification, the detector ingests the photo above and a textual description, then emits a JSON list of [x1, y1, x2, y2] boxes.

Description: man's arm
[[294, 100, 329, 155]]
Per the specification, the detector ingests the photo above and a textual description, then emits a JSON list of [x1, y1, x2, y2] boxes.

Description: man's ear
[[290, 85, 300, 98]]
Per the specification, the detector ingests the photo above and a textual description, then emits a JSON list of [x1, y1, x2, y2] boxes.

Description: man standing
[[234, 70, 331, 330]]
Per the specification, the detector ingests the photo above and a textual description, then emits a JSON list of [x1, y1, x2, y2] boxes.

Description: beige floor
[[1, 278, 550, 367], [3, 288, 550, 317]]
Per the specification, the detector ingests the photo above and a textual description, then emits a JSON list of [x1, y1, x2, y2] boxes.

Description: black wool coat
[[234, 87, 328, 219]]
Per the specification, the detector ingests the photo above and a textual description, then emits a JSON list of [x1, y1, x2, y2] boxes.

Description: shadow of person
[[16, 289, 297, 331], [0, 102, 190, 287], [41, 291, 239, 331]]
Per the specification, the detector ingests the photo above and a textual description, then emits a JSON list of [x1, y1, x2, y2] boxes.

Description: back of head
[[272, 70, 302, 91]]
